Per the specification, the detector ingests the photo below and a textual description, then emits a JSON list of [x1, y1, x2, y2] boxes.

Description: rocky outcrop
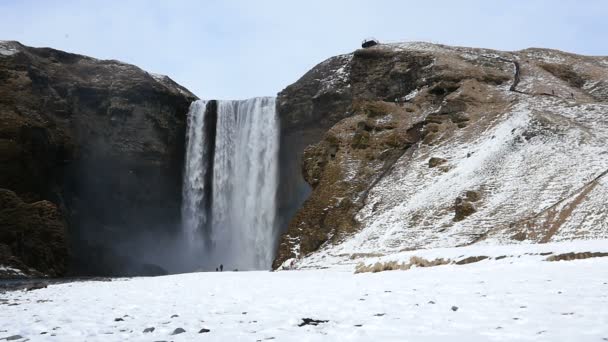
[[275, 54, 353, 239], [0, 189, 66, 277], [273, 43, 514, 268], [274, 42, 608, 269], [0, 41, 196, 276]]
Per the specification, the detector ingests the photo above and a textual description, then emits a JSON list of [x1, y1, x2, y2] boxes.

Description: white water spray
[[181, 97, 279, 270], [182, 100, 209, 244]]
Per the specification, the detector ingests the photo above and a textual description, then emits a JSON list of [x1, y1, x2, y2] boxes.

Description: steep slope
[[274, 42, 608, 268], [0, 41, 196, 276]]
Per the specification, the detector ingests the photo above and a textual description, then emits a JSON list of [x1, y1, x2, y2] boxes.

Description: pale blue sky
[[1, 0, 606, 99]]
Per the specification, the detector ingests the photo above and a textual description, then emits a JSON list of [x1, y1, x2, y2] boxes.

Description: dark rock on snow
[[454, 197, 477, 222], [428, 157, 447, 168], [298, 318, 329, 327], [171, 328, 186, 335]]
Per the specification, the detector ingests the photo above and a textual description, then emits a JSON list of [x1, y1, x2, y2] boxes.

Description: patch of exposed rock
[[0, 189, 66, 277]]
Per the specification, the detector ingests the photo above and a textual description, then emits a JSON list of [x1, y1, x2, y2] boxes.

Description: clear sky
[[1, 0, 606, 99]]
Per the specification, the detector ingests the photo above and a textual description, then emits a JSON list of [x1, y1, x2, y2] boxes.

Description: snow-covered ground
[[2, 241, 607, 341]]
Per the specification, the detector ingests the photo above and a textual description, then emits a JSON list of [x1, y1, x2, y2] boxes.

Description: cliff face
[[0, 41, 196, 277], [275, 54, 353, 241], [2, 39, 606, 275], [274, 42, 608, 269]]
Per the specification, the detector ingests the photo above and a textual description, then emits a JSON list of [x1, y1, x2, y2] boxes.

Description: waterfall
[[182, 100, 209, 244], [181, 97, 279, 270]]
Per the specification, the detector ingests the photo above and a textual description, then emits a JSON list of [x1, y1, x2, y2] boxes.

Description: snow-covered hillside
[[275, 42, 608, 269], [1, 241, 607, 341]]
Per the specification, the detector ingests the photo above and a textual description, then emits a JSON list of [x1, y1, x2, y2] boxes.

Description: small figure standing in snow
[[215, 267, 218, 272], [220, 264, 223, 272]]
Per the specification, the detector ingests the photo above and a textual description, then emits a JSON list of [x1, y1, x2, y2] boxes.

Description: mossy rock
[[352, 101, 395, 118], [465, 190, 481, 202], [453, 197, 476, 222], [428, 157, 447, 168], [450, 112, 471, 123], [351, 130, 371, 149], [422, 132, 438, 145], [0, 189, 67, 276], [424, 122, 442, 133]]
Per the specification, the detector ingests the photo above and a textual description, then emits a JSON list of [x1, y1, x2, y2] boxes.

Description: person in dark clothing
[[220, 264, 223, 272], [215, 267, 218, 272]]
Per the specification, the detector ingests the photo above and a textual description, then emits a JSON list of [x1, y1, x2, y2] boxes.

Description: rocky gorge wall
[[2, 39, 607, 277], [0, 41, 196, 277]]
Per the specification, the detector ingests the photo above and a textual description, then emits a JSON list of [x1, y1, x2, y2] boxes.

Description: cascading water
[[182, 100, 209, 244], [181, 97, 279, 270]]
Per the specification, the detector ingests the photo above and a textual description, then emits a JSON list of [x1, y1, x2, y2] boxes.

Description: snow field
[[2, 241, 608, 341]]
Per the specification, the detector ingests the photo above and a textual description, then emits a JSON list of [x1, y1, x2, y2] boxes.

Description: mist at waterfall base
[[179, 97, 280, 272]]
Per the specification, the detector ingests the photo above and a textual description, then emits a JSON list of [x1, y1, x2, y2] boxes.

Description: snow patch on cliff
[[0, 41, 18, 56], [316, 54, 352, 96]]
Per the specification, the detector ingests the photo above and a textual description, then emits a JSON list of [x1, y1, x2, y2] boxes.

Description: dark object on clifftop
[[298, 318, 329, 327], [362, 38, 379, 48]]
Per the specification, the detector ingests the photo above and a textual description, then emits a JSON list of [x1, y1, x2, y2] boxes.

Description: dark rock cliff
[[4, 40, 604, 275], [275, 54, 353, 241], [0, 41, 196, 277]]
